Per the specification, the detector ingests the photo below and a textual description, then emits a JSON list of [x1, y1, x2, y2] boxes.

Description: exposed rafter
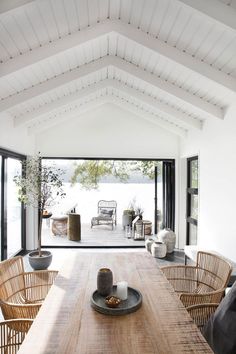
[[1, 20, 235, 94], [14, 80, 109, 127], [1, 56, 222, 120], [177, 0, 236, 34], [15, 78, 202, 130], [28, 95, 186, 138], [0, 58, 108, 113], [0, 0, 34, 14]]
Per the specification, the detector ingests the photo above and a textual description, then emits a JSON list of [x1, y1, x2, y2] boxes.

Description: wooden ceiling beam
[[14, 78, 202, 130], [28, 95, 186, 138], [1, 56, 222, 121], [1, 20, 235, 94]]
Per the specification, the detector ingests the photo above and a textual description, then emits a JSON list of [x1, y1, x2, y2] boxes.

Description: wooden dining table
[[18, 252, 213, 354]]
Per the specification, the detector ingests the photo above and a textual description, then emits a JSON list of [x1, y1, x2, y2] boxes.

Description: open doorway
[[41, 158, 175, 248]]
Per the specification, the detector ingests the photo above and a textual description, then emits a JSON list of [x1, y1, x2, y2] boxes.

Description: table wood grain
[[18, 252, 213, 354]]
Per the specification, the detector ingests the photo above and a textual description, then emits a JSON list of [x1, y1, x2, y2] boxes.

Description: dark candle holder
[[97, 268, 113, 296]]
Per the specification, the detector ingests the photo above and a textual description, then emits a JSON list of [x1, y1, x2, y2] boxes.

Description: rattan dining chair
[[0, 256, 58, 320], [187, 303, 218, 333], [0, 319, 33, 354], [161, 251, 232, 307]]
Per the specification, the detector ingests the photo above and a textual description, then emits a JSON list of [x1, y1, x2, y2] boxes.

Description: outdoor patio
[[41, 221, 146, 247]]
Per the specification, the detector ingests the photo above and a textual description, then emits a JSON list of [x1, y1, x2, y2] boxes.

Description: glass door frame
[[0, 148, 26, 260], [186, 156, 198, 245], [41, 156, 175, 248]]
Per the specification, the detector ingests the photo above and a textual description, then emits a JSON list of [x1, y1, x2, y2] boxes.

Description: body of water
[[51, 182, 163, 225]]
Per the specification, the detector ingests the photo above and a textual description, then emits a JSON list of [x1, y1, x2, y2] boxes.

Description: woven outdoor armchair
[[187, 303, 218, 333], [161, 251, 232, 307], [0, 319, 33, 353], [0, 256, 58, 320]]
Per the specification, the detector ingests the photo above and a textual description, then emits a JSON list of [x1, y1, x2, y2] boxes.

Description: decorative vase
[[145, 237, 155, 252], [151, 242, 167, 258], [97, 268, 113, 296], [158, 228, 176, 253]]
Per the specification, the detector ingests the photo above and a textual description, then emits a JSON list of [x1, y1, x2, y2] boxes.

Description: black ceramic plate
[[91, 285, 142, 315]]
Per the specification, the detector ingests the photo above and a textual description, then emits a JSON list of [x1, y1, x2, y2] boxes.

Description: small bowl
[[105, 295, 121, 308]]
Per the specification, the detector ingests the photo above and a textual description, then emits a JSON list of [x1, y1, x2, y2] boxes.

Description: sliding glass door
[[0, 149, 26, 260]]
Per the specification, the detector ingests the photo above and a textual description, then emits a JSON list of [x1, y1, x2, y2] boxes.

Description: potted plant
[[14, 153, 65, 270]]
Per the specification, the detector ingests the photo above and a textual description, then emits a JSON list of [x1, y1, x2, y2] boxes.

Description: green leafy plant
[[13, 154, 66, 257], [71, 160, 161, 190]]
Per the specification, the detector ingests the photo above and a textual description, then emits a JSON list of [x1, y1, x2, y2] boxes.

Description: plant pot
[[28, 250, 52, 270]]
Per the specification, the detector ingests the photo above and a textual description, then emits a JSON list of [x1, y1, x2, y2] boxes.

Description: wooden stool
[[51, 216, 68, 236]]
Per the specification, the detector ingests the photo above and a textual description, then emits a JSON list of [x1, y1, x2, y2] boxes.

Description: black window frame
[[41, 156, 175, 248], [186, 156, 198, 245], [0, 148, 26, 260]]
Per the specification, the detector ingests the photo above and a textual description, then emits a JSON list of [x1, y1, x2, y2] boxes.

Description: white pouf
[[151, 242, 167, 258], [158, 228, 176, 253]]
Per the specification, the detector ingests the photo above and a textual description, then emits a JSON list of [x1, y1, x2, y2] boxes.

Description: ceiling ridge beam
[[14, 78, 202, 130], [28, 94, 186, 138], [1, 20, 235, 94], [1, 56, 222, 120], [177, 0, 236, 34]]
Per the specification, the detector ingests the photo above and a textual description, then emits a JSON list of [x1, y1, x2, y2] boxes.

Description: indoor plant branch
[[14, 153, 65, 258]]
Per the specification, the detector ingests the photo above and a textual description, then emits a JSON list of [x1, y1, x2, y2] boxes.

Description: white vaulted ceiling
[[0, 0, 236, 137]]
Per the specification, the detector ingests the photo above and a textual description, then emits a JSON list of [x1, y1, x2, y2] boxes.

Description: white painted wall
[[0, 112, 35, 155], [1, 104, 180, 252], [34, 103, 180, 247], [35, 103, 180, 158], [0, 113, 36, 250], [180, 104, 236, 262]]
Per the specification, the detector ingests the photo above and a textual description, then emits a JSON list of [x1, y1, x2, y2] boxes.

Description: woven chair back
[[0, 319, 32, 353], [196, 251, 232, 293], [0, 256, 26, 303]]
